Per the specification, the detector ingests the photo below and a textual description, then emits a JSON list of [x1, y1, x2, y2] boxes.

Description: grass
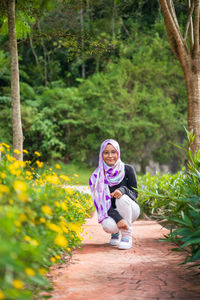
[[44, 161, 93, 186]]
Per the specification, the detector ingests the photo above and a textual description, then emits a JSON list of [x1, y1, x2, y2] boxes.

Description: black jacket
[[107, 164, 138, 223]]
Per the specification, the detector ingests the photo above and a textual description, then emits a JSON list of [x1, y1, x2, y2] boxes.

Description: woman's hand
[[117, 219, 129, 230], [110, 189, 123, 199]]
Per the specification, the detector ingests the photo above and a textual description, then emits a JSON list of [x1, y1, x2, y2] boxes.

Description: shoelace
[[111, 233, 119, 239], [121, 237, 130, 242]]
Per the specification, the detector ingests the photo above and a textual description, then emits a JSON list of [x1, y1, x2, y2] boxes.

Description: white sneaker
[[109, 233, 120, 246], [118, 237, 132, 250]]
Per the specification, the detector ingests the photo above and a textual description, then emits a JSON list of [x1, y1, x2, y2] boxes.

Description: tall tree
[[0, 0, 56, 159], [159, 0, 200, 153], [8, 0, 23, 160]]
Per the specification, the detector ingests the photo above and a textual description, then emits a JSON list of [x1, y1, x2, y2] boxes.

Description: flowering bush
[[0, 143, 93, 299]]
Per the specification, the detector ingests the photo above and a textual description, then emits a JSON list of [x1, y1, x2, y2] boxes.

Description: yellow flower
[[2, 142, 10, 149], [65, 187, 74, 195], [60, 221, 68, 234], [50, 257, 56, 263], [23, 149, 28, 154], [0, 173, 6, 179], [73, 173, 79, 177], [14, 220, 21, 227], [13, 181, 27, 192], [0, 146, 4, 153], [13, 149, 21, 155], [10, 169, 21, 176], [24, 235, 31, 242], [0, 290, 5, 299], [55, 254, 61, 260], [60, 202, 68, 212], [19, 213, 27, 222], [54, 201, 60, 207], [36, 178, 44, 186], [9, 199, 14, 205], [36, 160, 44, 168], [45, 175, 60, 185], [25, 268, 35, 276], [41, 205, 52, 216], [25, 171, 32, 176], [38, 268, 47, 275], [54, 235, 68, 247], [13, 279, 24, 289], [34, 151, 41, 157], [18, 192, 28, 202], [55, 164, 61, 169], [0, 185, 10, 194], [47, 222, 62, 233], [60, 175, 70, 182], [31, 239, 39, 246], [67, 223, 81, 232], [6, 154, 16, 162], [39, 217, 46, 223]]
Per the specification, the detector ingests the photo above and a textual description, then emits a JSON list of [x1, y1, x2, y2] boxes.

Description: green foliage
[[0, 143, 93, 299], [138, 132, 200, 270], [0, 50, 10, 86], [64, 30, 186, 167], [11, 28, 186, 169], [0, 1, 188, 171], [1, 12, 33, 39]]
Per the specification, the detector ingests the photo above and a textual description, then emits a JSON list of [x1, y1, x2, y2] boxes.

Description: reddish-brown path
[[49, 213, 200, 300]]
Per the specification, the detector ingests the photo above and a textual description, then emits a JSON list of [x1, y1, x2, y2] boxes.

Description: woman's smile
[[102, 144, 118, 166]]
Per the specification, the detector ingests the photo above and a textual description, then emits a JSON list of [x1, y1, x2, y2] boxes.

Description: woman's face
[[102, 144, 118, 166]]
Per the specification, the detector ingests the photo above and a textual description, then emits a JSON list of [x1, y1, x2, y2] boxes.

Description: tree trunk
[[159, 0, 200, 153], [183, 59, 200, 152], [8, 0, 23, 160], [111, 0, 116, 39], [37, 20, 48, 86], [80, 0, 85, 79]]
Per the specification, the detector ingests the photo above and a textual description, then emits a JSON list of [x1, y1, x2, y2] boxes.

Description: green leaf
[[170, 227, 194, 237], [181, 238, 200, 248], [166, 217, 192, 227], [171, 248, 184, 252], [181, 211, 193, 228], [187, 248, 200, 262]]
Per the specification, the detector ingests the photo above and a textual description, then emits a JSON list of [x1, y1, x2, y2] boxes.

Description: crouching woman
[[89, 139, 140, 250]]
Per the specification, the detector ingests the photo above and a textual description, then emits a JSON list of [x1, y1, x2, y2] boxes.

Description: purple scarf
[[89, 139, 125, 223]]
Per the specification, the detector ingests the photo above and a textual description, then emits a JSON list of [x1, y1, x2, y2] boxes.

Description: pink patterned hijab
[[89, 139, 125, 223]]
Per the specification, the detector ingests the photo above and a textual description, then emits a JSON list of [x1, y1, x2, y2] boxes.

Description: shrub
[[0, 143, 93, 299], [137, 131, 200, 271]]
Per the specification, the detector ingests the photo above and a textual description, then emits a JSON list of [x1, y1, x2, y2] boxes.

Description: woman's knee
[[132, 201, 140, 221], [116, 194, 140, 221], [101, 217, 118, 234], [116, 194, 132, 208]]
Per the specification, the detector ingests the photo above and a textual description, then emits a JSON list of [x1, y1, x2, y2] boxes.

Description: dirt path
[[49, 212, 200, 300]]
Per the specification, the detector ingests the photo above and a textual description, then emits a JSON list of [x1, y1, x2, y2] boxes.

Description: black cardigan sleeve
[[118, 164, 138, 201], [107, 164, 138, 224], [107, 206, 123, 223]]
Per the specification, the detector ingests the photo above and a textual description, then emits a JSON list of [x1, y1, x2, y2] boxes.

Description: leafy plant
[[137, 130, 200, 271], [0, 143, 93, 299]]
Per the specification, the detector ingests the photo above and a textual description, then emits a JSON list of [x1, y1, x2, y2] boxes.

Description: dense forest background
[[0, 0, 188, 173]]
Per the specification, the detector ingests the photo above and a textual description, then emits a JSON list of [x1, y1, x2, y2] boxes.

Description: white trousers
[[101, 194, 140, 238]]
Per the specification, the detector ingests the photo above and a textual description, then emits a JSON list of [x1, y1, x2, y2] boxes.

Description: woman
[[89, 139, 140, 250]]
